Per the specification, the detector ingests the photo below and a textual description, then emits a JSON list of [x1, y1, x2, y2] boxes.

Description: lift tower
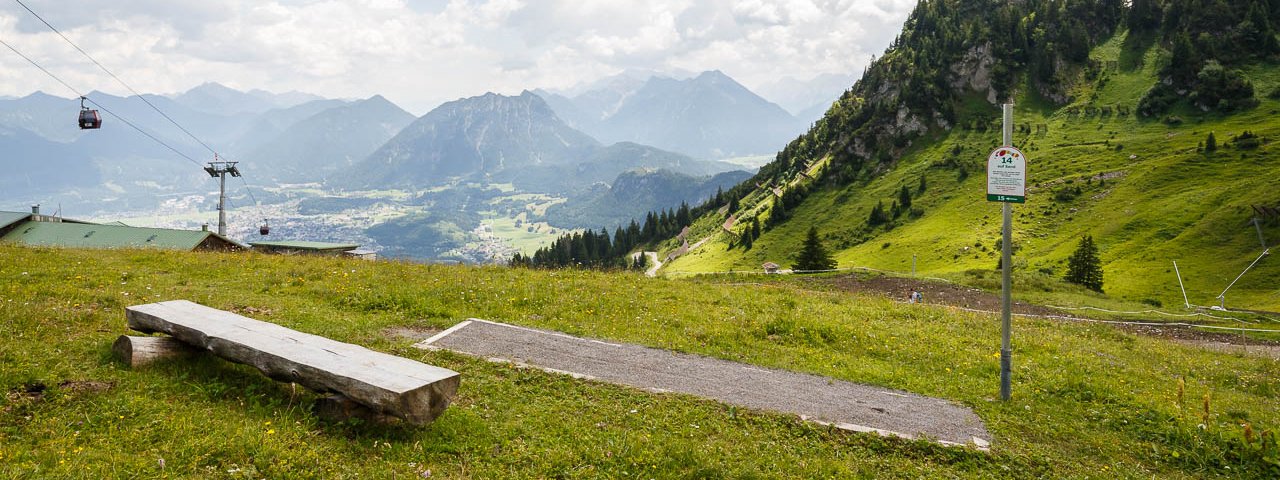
[[204, 159, 241, 237]]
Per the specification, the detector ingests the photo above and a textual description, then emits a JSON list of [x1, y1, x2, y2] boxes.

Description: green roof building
[[0, 210, 241, 252]]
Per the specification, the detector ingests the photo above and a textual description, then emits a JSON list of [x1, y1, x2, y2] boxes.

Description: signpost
[[987, 147, 1026, 203], [989, 103, 1024, 402]]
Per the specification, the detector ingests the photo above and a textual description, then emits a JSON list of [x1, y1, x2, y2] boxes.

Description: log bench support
[[113, 335, 199, 367], [122, 300, 460, 425]]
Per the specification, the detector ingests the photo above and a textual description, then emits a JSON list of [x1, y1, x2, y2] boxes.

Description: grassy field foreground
[[1, 246, 1278, 478]]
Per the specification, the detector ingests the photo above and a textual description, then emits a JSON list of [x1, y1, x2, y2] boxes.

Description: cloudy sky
[[0, 0, 916, 114]]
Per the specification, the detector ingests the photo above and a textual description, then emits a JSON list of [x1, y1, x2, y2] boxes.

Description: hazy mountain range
[[346, 91, 742, 195], [2, 70, 855, 259], [534, 70, 809, 160]]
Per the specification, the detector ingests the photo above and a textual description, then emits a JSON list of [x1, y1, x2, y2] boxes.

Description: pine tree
[[793, 226, 837, 272], [769, 198, 788, 227], [1065, 235, 1104, 292], [1206, 131, 1218, 152], [868, 200, 889, 226], [899, 185, 913, 210]]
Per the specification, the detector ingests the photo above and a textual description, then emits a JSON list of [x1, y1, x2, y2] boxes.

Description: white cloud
[[0, 0, 915, 114]]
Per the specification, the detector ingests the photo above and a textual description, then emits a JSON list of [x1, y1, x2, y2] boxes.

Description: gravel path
[[417, 319, 990, 447], [644, 252, 662, 277]]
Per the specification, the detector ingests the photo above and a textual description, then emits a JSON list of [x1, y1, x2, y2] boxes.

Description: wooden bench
[[119, 300, 460, 425]]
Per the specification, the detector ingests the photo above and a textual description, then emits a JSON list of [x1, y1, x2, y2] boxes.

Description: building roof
[[250, 240, 360, 252], [0, 211, 30, 231], [1, 221, 237, 251]]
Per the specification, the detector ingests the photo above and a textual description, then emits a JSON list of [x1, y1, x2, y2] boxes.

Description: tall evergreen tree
[[769, 198, 788, 227], [868, 200, 889, 226], [1065, 235, 1104, 292], [793, 226, 837, 272], [1128, 0, 1163, 32]]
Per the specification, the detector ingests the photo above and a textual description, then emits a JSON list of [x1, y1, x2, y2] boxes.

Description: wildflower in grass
[[267, 429, 276, 435]]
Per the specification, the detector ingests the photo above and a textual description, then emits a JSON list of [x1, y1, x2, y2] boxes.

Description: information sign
[[986, 146, 1026, 203]]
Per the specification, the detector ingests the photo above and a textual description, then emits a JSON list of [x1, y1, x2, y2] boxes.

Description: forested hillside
[[529, 0, 1280, 311]]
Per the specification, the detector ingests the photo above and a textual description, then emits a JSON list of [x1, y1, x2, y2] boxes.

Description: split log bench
[[117, 300, 460, 425]]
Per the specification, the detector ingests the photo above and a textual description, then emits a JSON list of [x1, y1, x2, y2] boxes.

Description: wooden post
[[113, 335, 198, 367]]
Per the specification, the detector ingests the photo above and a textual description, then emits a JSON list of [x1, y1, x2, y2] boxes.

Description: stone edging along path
[[415, 319, 990, 449]]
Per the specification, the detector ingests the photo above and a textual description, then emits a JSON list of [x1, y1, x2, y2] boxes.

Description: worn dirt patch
[[383, 326, 443, 342], [818, 273, 1068, 317], [229, 305, 275, 316], [4, 380, 114, 411], [1113, 323, 1280, 355], [58, 380, 115, 394], [813, 273, 1280, 357]]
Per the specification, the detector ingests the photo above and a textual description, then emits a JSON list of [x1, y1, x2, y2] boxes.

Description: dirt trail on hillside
[[812, 273, 1280, 357]]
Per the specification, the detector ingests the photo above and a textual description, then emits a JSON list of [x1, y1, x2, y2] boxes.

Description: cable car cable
[[12, 0, 219, 157], [1, 36, 203, 167], [10, 1, 275, 231]]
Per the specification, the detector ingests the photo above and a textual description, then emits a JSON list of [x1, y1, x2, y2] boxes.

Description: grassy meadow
[[663, 31, 1280, 313], [2, 245, 1278, 478]]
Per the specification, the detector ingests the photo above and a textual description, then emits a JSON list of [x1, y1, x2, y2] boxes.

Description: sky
[[0, 0, 917, 114]]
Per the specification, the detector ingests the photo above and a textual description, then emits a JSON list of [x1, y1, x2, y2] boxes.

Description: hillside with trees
[[527, 0, 1280, 311]]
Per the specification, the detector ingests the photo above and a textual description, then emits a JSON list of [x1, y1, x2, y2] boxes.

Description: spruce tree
[[793, 226, 837, 272], [769, 199, 788, 227], [1065, 235, 1104, 292], [868, 200, 889, 226], [1206, 132, 1217, 152]]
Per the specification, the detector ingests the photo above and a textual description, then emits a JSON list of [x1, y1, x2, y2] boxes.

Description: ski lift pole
[[1216, 248, 1271, 307], [1173, 260, 1190, 309]]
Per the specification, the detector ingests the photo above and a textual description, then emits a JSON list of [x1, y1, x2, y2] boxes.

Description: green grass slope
[[2, 246, 1279, 477], [665, 31, 1280, 312]]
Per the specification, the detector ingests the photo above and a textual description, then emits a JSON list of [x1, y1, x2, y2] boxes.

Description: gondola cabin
[[78, 108, 101, 129], [78, 97, 101, 129]]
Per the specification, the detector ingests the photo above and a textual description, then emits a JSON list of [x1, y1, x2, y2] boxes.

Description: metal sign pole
[[1000, 103, 1013, 402]]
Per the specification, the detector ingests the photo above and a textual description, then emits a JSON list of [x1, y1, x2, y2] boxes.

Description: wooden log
[[125, 300, 460, 425], [113, 335, 199, 367], [314, 394, 399, 425]]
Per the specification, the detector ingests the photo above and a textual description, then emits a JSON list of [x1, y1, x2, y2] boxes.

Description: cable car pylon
[[203, 157, 240, 237]]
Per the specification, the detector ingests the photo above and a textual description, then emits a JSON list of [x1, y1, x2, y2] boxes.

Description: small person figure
[[914, 290, 924, 304], [908, 290, 918, 304]]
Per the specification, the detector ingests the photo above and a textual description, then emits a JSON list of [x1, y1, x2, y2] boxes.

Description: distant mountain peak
[[345, 90, 601, 188]]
